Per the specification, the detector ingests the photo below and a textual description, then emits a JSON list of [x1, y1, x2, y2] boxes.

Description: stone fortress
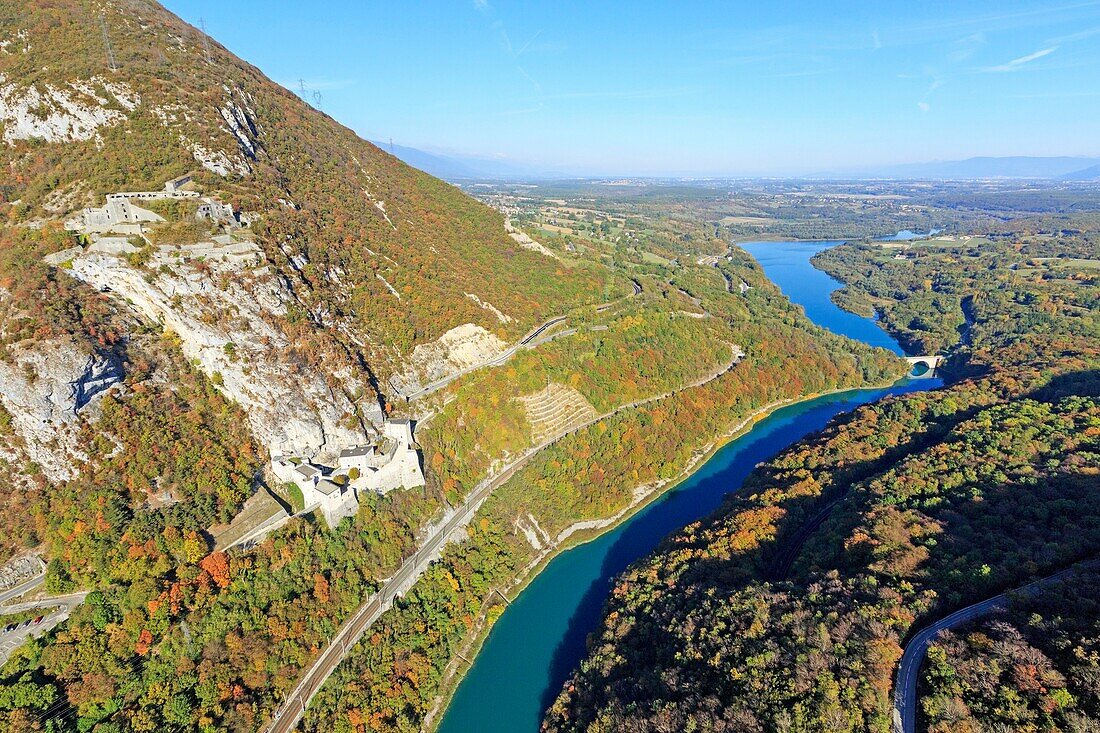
[[64, 174, 237, 235], [55, 173, 427, 529], [271, 419, 426, 526]]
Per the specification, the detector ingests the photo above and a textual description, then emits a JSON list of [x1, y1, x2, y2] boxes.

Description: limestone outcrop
[[66, 242, 381, 460], [0, 338, 122, 481], [393, 323, 508, 394], [0, 74, 138, 145]]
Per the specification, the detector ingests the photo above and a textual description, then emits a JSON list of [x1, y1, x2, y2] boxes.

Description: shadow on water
[[534, 383, 935, 717]]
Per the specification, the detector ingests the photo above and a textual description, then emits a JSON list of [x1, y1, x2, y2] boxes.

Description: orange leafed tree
[[200, 551, 231, 589]]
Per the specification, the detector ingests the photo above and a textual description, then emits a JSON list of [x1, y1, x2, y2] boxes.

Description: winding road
[[264, 343, 743, 733], [891, 563, 1093, 733], [402, 279, 643, 403], [0, 573, 45, 606], [402, 315, 569, 402]]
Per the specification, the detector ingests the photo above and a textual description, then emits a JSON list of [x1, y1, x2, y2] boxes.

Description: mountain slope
[[372, 141, 563, 181], [1063, 162, 1100, 180], [0, 7, 914, 733], [0, 0, 615, 456], [371, 141, 482, 180]]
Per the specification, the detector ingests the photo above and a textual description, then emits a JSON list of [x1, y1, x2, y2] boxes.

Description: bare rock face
[[393, 323, 508, 394], [71, 349, 124, 410], [505, 220, 557, 259], [0, 73, 138, 145], [66, 244, 378, 460], [0, 339, 122, 481]]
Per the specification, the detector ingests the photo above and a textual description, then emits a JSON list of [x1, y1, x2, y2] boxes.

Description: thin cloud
[[473, 2, 542, 92], [893, 2, 1100, 38], [982, 45, 1058, 72], [916, 78, 940, 112], [949, 32, 986, 62], [516, 65, 542, 93], [539, 86, 699, 101], [514, 29, 543, 57], [1046, 25, 1100, 43], [843, 2, 1099, 54]]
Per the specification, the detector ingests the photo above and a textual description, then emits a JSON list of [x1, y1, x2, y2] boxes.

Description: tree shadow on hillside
[[534, 382, 934, 718], [536, 366, 1100, 726]]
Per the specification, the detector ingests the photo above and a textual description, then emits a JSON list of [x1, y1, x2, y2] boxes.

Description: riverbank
[[427, 237, 933, 733], [424, 375, 912, 732]]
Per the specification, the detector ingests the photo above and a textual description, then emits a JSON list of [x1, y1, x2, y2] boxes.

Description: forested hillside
[[545, 229, 1100, 733], [0, 4, 914, 731], [0, 219, 903, 732], [921, 566, 1100, 731], [813, 233, 1099, 355], [297, 240, 904, 732], [1, 1, 612, 361], [0, 0, 620, 511]]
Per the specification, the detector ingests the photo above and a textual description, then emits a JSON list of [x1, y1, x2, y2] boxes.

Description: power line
[[198, 17, 212, 64], [99, 14, 118, 72]]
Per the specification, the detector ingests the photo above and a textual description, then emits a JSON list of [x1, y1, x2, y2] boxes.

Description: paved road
[[891, 565, 1089, 733], [0, 608, 65, 664], [264, 344, 744, 733], [403, 280, 643, 402], [0, 573, 44, 605], [0, 590, 87, 665], [403, 315, 569, 402]]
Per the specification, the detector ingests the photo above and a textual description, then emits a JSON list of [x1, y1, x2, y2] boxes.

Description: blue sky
[[163, 1, 1100, 176]]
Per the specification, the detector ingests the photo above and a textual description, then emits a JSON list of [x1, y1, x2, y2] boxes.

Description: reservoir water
[[740, 240, 903, 355], [436, 240, 938, 733]]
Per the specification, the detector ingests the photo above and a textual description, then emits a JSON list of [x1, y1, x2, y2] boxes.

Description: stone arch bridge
[[904, 355, 943, 379]]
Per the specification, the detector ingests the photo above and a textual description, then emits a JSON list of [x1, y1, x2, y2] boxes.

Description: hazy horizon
[[164, 0, 1100, 177]]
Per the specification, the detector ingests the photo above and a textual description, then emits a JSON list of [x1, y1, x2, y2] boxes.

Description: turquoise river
[[436, 240, 940, 732]]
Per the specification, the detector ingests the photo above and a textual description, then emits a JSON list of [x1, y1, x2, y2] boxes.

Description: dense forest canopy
[[2, 5, 1097, 733], [545, 226, 1100, 733]]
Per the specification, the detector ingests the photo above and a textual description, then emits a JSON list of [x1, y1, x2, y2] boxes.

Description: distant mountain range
[[1062, 162, 1100, 180], [373, 141, 572, 180], [378, 143, 1100, 183], [809, 156, 1100, 181]]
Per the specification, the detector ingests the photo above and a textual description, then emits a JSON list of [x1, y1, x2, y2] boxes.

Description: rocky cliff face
[[393, 323, 509, 394], [0, 337, 122, 481], [0, 73, 139, 145], [67, 241, 380, 459]]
